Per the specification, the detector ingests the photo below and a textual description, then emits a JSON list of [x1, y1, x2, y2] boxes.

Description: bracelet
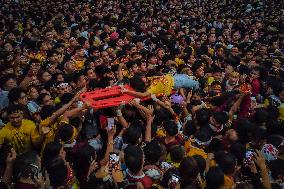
[[108, 141, 114, 145], [116, 109, 122, 116], [151, 94, 158, 102]]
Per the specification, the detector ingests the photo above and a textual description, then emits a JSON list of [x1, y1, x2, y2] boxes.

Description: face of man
[[8, 111, 23, 128]]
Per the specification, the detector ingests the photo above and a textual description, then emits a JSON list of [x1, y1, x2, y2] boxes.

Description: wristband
[[116, 109, 122, 116], [151, 94, 158, 102]]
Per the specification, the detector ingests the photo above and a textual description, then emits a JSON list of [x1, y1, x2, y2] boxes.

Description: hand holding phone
[[107, 118, 114, 130], [109, 153, 120, 170]]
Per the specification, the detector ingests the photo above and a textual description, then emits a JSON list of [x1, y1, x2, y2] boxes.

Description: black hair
[[163, 120, 178, 137], [229, 142, 246, 165], [40, 105, 57, 120], [0, 74, 16, 89], [195, 128, 213, 144], [129, 75, 146, 92], [13, 151, 39, 180], [179, 157, 199, 188], [183, 121, 197, 137], [160, 167, 180, 188], [192, 155, 206, 175], [6, 104, 23, 115], [124, 145, 144, 174], [143, 140, 162, 165], [56, 123, 75, 143], [123, 125, 142, 145], [267, 135, 284, 148], [212, 111, 229, 125], [269, 159, 284, 181], [234, 118, 253, 145], [46, 157, 68, 188], [37, 93, 50, 105], [73, 72, 85, 84], [42, 141, 63, 170], [215, 152, 237, 175], [252, 127, 267, 142], [8, 87, 24, 103], [254, 108, 269, 125], [195, 109, 210, 126], [170, 145, 185, 163], [74, 144, 96, 185], [205, 167, 224, 189], [60, 93, 74, 105], [153, 108, 172, 126]]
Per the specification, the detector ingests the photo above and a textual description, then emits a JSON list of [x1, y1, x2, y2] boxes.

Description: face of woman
[[28, 87, 39, 100], [42, 72, 52, 82]]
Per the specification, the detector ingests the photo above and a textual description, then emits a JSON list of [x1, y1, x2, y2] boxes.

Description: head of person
[[13, 151, 41, 182], [8, 87, 28, 106], [163, 120, 178, 138], [210, 111, 229, 130], [56, 123, 77, 148], [57, 82, 71, 97], [160, 167, 180, 189], [74, 144, 96, 183], [73, 73, 87, 88], [129, 74, 147, 93], [250, 68, 260, 80], [0, 74, 17, 91], [37, 93, 54, 107], [205, 167, 225, 189], [40, 71, 52, 83], [215, 152, 237, 176], [143, 140, 162, 165], [123, 125, 142, 146], [124, 145, 144, 175], [269, 159, 284, 186], [228, 71, 239, 86], [74, 45, 85, 58], [27, 85, 39, 101], [179, 157, 200, 188], [170, 145, 186, 164], [6, 105, 24, 127], [194, 128, 213, 149], [42, 141, 66, 169], [46, 157, 69, 189]]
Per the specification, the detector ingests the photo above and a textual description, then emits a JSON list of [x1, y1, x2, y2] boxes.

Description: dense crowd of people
[[0, 0, 283, 188]]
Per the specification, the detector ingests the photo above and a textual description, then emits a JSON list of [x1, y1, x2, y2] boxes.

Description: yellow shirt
[[147, 74, 175, 96], [74, 59, 85, 70], [39, 117, 68, 155], [184, 140, 208, 159], [0, 120, 39, 154]]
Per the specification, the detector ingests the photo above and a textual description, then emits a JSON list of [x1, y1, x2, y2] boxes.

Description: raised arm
[[100, 126, 115, 166]]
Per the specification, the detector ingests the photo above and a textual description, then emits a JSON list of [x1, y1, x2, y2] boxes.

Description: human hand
[[253, 150, 266, 171], [186, 90, 193, 102], [6, 148, 16, 165], [111, 161, 124, 183], [41, 126, 51, 136], [121, 86, 128, 94], [129, 98, 140, 106], [88, 160, 98, 177], [107, 125, 116, 138]]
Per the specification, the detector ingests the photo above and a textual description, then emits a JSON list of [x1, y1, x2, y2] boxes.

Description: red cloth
[[251, 79, 260, 96], [238, 95, 252, 118]]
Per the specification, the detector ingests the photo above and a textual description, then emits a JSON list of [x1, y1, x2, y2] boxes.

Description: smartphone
[[168, 174, 180, 189], [109, 153, 120, 170], [107, 118, 115, 130], [244, 150, 254, 165]]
